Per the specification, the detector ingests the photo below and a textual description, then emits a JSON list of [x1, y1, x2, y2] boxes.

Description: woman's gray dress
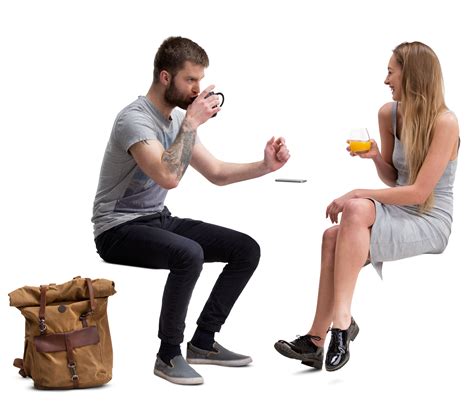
[[370, 103, 458, 278]]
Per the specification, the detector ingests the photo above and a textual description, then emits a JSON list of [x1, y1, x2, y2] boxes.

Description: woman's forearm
[[372, 153, 398, 186]]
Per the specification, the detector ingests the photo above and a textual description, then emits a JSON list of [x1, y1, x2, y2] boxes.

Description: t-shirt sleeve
[[113, 109, 163, 153]]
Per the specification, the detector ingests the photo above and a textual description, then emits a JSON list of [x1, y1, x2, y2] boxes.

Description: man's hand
[[185, 85, 222, 128], [263, 136, 290, 172]]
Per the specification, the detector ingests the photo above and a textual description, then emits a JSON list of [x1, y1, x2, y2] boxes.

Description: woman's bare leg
[[331, 198, 375, 329], [307, 225, 339, 346]]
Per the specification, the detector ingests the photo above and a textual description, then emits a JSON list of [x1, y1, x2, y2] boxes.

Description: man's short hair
[[153, 36, 209, 82]]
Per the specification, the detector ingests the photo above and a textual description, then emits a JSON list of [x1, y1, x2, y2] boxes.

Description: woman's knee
[[341, 198, 375, 226], [322, 225, 339, 246]]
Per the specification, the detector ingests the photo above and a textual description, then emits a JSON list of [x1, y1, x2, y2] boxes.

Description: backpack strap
[[39, 285, 48, 335], [86, 278, 96, 312], [13, 358, 27, 378], [65, 335, 80, 388], [80, 278, 96, 328]]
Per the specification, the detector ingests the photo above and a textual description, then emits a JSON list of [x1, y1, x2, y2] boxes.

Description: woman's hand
[[326, 190, 356, 224], [347, 138, 380, 159]]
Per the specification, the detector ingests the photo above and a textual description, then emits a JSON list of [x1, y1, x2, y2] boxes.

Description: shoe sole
[[325, 323, 360, 372], [325, 354, 350, 372], [153, 368, 204, 385], [186, 357, 252, 367], [274, 342, 323, 370]]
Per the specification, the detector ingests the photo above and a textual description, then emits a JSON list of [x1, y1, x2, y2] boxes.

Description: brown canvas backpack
[[9, 276, 116, 389]]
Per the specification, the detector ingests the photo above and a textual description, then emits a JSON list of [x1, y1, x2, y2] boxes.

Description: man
[[92, 36, 290, 385]]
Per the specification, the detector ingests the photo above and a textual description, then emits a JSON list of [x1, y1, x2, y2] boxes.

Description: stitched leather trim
[[34, 326, 100, 353]]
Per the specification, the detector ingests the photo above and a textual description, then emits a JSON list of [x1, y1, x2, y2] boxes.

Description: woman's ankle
[[306, 333, 325, 348], [331, 315, 352, 330]]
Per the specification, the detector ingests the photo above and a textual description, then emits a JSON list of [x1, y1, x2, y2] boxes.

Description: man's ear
[[159, 70, 171, 86]]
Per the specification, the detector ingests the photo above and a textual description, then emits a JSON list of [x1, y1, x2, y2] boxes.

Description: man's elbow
[[209, 175, 228, 186], [204, 169, 228, 186], [202, 162, 228, 186], [156, 175, 180, 190], [162, 179, 180, 190]]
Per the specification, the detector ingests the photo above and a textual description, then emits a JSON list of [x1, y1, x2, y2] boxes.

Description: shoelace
[[295, 334, 321, 343], [292, 334, 323, 352]]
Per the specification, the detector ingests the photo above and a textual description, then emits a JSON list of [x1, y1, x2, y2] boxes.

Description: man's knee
[[171, 241, 204, 273], [235, 233, 261, 269]]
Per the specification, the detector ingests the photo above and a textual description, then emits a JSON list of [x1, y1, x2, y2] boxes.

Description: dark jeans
[[95, 208, 260, 345]]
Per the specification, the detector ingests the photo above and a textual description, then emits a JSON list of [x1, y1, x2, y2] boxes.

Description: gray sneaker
[[154, 355, 204, 385], [186, 342, 252, 367]]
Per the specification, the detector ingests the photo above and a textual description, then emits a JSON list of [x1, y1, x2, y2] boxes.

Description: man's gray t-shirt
[[92, 96, 185, 238]]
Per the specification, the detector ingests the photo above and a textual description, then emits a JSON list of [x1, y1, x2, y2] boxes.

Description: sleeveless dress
[[369, 103, 458, 278]]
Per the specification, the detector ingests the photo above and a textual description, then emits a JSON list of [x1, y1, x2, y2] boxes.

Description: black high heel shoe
[[325, 317, 359, 372]]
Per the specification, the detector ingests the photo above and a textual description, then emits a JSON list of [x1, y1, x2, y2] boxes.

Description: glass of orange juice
[[348, 128, 371, 153]]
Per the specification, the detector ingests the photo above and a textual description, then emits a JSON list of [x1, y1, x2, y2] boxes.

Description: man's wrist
[[260, 160, 274, 175], [183, 115, 199, 132]]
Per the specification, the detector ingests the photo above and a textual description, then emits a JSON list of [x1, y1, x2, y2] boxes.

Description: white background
[[1, 0, 472, 404]]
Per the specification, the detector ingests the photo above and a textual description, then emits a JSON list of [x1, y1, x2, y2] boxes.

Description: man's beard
[[164, 77, 193, 110]]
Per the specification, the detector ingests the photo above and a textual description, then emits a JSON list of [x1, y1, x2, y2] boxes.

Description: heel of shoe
[[301, 358, 323, 370], [351, 323, 360, 341]]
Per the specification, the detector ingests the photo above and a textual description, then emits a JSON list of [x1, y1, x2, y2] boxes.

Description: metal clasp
[[39, 318, 47, 335], [68, 362, 79, 382]]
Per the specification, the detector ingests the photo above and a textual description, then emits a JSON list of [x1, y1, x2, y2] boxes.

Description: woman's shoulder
[[437, 110, 458, 127], [434, 111, 459, 140], [378, 102, 395, 119], [433, 110, 459, 147]]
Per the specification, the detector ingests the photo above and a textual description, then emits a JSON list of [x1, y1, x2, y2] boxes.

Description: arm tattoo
[[162, 119, 196, 180]]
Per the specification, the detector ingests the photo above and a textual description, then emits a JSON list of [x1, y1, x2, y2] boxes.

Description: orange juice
[[349, 140, 371, 153]]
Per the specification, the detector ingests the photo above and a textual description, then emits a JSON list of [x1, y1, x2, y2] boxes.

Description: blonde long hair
[[393, 41, 447, 211]]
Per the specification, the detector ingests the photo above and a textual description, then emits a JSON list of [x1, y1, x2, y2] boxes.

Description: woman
[[274, 41, 459, 372]]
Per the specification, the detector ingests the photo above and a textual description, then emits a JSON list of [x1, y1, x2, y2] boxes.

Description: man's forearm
[[162, 118, 197, 181], [212, 161, 272, 186]]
